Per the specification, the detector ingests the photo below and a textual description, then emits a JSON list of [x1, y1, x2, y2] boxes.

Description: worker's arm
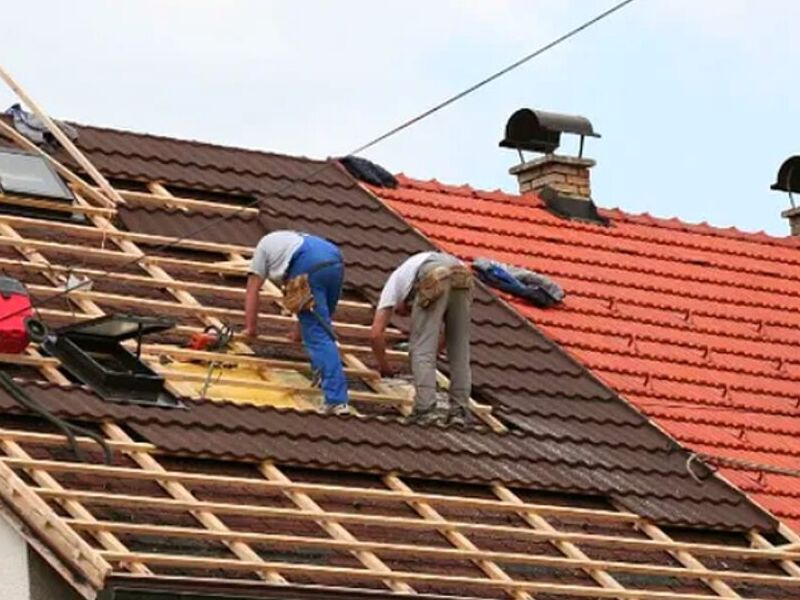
[[243, 274, 263, 340], [370, 307, 396, 377]]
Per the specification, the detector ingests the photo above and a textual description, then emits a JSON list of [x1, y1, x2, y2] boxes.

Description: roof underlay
[[0, 121, 796, 599]]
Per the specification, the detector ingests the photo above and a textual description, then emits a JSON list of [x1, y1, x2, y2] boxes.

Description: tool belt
[[416, 264, 473, 309], [283, 260, 340, 314]]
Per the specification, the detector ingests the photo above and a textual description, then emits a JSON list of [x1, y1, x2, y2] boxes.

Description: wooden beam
[[0, 194, 116, 217], [31, 310, 403, 359], [493, 484, 628, 600], [385, 475, 533, 600], [29, 284, 396, 339], [97, 550, 777, 600], [2, 440, 147, 577], [140, 343, 378, 379], [0, 65, 123, 207], [147, 182, 188, 214], [153, 367, 410, 406], [0, 235, 138, 262], [0, 450, 111, 589], [23, 487, 696, 548], [102, 423, 285, 583], [0, 353, 59, 367], [635, 521, 740, 599], [0, 429, 155, 453], [0, 213, 253, 256], [0, 257, 372, 310], [99, 186, 260, 217], [0, 454, 646, 527], [0, 118, 115, 209], [64, 519, 800, 588], [749, 531, 800, 579], [260, 462, 414, 593]]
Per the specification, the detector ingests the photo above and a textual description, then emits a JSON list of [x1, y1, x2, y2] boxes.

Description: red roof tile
[[0, 121, 763, 530], [378, 173, 800, 533]]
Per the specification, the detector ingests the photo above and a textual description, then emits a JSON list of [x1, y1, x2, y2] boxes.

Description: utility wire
[[349, 0, 639, 156], [0, 0, 640, 323]]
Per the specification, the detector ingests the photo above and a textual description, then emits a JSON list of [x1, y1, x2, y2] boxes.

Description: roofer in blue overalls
[[244, 231, 350, 415]]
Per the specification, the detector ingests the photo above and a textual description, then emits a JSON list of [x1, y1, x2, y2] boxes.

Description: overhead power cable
[[0, 0, 640, 324]]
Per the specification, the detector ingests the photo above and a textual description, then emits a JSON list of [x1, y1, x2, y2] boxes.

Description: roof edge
[[102, 574, 480, 600]]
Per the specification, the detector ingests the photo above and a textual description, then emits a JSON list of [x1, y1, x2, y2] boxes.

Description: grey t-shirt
[[249, 231, 304, 283], [377, 251, 437, 310]]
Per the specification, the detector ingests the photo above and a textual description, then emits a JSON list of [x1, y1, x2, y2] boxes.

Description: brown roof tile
[[10, 122, 771, 531]]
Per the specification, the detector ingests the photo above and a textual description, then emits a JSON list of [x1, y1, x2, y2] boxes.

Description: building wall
[[0, 515, 30, 600], [28, 548, 83, 600]]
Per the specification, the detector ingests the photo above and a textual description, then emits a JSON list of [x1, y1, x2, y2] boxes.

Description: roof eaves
[[102, 574, 477, 600]]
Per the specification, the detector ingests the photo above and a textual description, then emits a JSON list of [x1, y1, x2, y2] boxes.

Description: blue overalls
[[286, 236, 349, 407]]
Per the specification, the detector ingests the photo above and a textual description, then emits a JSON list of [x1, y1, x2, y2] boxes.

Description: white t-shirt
[[249, 231, 304, 283], [377, 251, 437, 310]]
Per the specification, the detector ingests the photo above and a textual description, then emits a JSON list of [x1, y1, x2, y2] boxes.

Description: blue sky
[[3, 0, 799, 235]]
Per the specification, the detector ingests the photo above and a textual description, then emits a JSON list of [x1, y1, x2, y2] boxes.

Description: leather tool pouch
[[283, 274, 314, 314], [417, 265, 473, 309], [449, 265, 473, 290]]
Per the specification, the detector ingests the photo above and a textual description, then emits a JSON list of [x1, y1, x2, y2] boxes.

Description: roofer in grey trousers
[[371, 251, 473, 426]]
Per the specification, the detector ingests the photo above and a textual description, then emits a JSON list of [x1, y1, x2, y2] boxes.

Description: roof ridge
[[395, 173, 800, 251], [71, 120, 325, 165]]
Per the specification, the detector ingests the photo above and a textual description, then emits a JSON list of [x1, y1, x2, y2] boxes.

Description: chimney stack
[[772, 156, 800, 236], [510, 154, 595, 199], [500, 108, 607, 225]]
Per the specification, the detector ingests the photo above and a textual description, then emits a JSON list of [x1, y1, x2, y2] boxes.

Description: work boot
[[317, 403, 351, 416], [446, 405, 474, 428], [404, 405, 441, 426]]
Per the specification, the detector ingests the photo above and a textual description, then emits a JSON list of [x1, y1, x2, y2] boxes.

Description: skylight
[[0, 148, 73, 201]]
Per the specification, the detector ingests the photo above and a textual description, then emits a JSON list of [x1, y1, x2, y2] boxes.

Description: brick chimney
[[510, 154, 595, 199], [781, 207, 800, 236]]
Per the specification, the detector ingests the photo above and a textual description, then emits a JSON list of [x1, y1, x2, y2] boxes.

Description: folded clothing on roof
[[473, 257, 565, 308], [4, 103, 78, 149]]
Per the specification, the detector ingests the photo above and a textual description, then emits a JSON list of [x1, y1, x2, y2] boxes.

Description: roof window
[[41, 313, 179, 407], [0, 147, 73, 200], [0, 147, 87, 222]]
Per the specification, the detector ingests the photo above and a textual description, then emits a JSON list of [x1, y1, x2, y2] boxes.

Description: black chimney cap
[[499, 108, 600, 155], [771, 156, 800, 193]]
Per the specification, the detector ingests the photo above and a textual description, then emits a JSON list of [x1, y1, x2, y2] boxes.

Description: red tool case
[[0, 276, 35, 354]]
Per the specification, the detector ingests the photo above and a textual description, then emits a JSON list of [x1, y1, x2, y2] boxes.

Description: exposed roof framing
[[0, 66, 797, 600], [2, 425, 800, 600]]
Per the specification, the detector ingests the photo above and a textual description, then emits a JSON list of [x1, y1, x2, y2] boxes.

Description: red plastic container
[[0, 277, 33, 354]]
